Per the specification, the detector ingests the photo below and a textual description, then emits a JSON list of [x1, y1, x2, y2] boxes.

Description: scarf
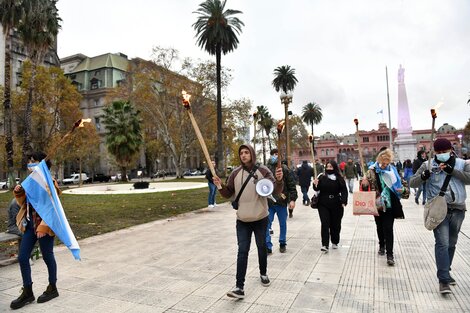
[[374, 162, 403, 209]]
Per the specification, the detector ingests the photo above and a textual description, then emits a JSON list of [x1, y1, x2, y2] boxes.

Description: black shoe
[[378, 247, 385, 256], [227, 287, 245, 299], [289, 209, 293, 218], [10, 285, 35, 310], [449, 277, 457, 286], [439, 283, 452, 294], [37, 284, 59, 303], [387, 256, 395, 266], [280, 245, 286, 253], [415, 198, 419, 204], [260, 275, 271, 287], [267, 248, 272, 254]]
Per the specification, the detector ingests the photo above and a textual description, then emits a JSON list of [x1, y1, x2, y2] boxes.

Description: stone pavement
[[1, 185, 470, 313]]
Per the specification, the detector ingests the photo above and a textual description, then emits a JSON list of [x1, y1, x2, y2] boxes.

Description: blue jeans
[[433, 209, 465, 284], [208, 182, 216, 205], [415, 183, 426, 204], [347, 178, 355, 193], [18, 219, 57, 287], [265, 205, 288, 249], [300, 186, 309, 203], [236, 217, 268, 289]]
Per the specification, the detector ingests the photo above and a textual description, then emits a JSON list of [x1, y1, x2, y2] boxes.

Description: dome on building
[[320, 132, 337, 140], [437, 123, 456, 134]]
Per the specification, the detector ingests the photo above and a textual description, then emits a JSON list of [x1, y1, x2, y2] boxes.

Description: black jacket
[[313, 174, 348, 206], [296, 162, 313, 187]]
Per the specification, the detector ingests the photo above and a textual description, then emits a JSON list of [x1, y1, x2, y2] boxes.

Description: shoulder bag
[[424, 174, 452, 230], [231, 163, 259, 210]]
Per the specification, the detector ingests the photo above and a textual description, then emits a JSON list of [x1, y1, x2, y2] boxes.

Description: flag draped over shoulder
[[22, 160, 81, 260]]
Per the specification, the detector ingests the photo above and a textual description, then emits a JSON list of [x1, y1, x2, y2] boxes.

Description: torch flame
[[182, 90, 191, 108], [353, 118, 359, 126], [277, 120, 285, 133], [79, 118, 91, 127], [431, 99, 443, 118]]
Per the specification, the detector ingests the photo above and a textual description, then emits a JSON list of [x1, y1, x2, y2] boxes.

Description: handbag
[[310, 191, 319, 209], [231, 163, 259, 210], [424, 174, 451, 230]]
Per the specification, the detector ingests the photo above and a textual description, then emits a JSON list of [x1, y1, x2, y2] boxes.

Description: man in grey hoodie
[[214, 144, 284, 299]]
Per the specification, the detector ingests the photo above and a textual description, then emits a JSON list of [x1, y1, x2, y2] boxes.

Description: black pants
[[235, 217, 268, 289], [317, 201, 344, 247], [374, 210, 395, 257]]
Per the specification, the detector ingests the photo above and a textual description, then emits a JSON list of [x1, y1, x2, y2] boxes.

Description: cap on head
[[433, 138, 452, 152]]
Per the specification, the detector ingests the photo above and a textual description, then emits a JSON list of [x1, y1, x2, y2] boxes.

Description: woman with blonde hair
[[362, 148, 409, 266]]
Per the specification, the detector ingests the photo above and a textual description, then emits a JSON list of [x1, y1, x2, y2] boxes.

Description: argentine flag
[[22, 160, 81, 260]]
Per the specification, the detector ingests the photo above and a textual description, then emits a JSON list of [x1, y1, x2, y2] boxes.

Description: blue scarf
[[374, 162, 403, 209]]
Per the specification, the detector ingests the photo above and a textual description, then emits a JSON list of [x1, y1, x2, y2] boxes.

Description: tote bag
[[352, 191, 379, 216]]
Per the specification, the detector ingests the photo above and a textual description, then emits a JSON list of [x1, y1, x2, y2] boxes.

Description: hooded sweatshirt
[[219, 144, 284, 222]]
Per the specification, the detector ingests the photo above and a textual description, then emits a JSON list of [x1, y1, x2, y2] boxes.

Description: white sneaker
[[321, 246, 329, 252], [208, 204, 214, 208], [332, 244, 338, 249]]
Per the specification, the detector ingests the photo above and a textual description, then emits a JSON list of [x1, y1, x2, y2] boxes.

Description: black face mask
[[325, 169, 335, 175]]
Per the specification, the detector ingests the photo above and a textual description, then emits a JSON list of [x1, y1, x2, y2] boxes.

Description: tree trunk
[[267, 133, 272, 152], [262, 132, 266, 165], [121, 166, 128, 182], [21, 63, 38, 178], [215, 46, 224, 174], [3, 34, 15, 189], [311, 124, 315, 157]]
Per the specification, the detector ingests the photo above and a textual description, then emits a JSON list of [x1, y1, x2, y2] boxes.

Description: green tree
[[301, 102, 323, 155], [272, 65, 298, 94], [256, 105, 274, 164], [193, 0, 244, 173], [0, 0, 23, 188], [102, 101, 143, 182], [18, 0, 61, 174]]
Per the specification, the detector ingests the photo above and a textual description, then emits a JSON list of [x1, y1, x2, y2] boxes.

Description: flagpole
[[385, 66, 393, 150]]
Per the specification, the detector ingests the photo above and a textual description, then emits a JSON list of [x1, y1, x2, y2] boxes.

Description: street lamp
[[280, 92, 293, 166], [253, 111, 258, 161], [457, 133, 463, 156]]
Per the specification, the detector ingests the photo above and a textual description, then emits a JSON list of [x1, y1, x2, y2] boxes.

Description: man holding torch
[[213, 144, 284, 299]]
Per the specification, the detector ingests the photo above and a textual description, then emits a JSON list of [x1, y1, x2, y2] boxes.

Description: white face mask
[[436, 152, 451, 163]]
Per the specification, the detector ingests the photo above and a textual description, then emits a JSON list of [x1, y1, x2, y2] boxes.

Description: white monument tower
[[394, 65, 416, 162]]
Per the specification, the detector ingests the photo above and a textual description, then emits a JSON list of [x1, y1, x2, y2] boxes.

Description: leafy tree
[[256, 105, 274, 164], [102, 100, 143, 182], [17, 0, 61, 174], [193, 0, 244, 173], [272, 65, 298, 94], [0, 0, 23, 188], [302, 102, 323, 155]]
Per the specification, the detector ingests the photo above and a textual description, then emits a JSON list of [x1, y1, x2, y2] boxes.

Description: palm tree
[[272, 65, 298, 165], [256, 105, 268, 164], [272, 65, 298, 94], [193, 0, 244, 174], [302, 102, 323, 135], [0, 0, 23, 188], [102, 101, 143, 182], [18, 0, 61, 173]]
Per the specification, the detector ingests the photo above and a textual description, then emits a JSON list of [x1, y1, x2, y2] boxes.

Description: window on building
[[95, 117, 101, 131], [321, 149, 325, 156], [90, 78, 100, 90], [363, 137, 369, 143], [94, 99, 99, 106], [94, 70, 100, 76], [326, 149, 329, 156]]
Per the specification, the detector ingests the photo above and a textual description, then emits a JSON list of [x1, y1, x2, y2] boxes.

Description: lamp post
[[280, 92, 293, 167], [457, 133, 463, 156], [253, 111, 258, 161]]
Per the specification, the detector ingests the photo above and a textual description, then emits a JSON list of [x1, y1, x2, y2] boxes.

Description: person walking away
[[205, 161, 217, 208], [344, 159, 358, 193], [313, 161, 348, 252], [214, 144, 284, 299], [10, 152, 61, 310], [396, 160, 403, 174], [412, 151, 428, 205], [297, 160, 313, 206], [410, 138, 470, 294], [355, 162, 363, 178], [362, 149, 409, 266], [403, 159, 413, 190], [266, 149, 298, 253]]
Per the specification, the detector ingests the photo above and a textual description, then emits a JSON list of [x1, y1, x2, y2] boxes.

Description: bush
[[133, 182, 149, 189]]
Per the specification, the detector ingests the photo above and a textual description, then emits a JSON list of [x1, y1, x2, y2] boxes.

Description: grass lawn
[[0, 179, 225, 241]]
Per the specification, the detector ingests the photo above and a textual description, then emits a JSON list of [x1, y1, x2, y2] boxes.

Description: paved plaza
[[1, 184, 470, 312]]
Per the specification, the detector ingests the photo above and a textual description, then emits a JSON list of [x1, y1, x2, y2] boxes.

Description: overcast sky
[[56, 0, 470, 136]]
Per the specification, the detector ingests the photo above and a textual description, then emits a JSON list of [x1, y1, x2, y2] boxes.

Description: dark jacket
[[297, 161, 313, 187], [412, 152, 427, 174], [313, 174, 348, 206], [267, 160, 298, 207], [344, 162, 358, 179]]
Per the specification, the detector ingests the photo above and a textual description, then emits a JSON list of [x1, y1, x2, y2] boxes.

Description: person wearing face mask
[[312, 161, 348, 252], [410, 138, 470, 294], [10, 152, 61, 310], [265, 148, 297, 253], [362, 148, 409, 266]]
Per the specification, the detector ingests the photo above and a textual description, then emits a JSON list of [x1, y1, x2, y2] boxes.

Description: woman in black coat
[[313, 160, 348, 252]]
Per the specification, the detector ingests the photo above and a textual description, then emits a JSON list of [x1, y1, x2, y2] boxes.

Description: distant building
[[292, 122, 459, 165]]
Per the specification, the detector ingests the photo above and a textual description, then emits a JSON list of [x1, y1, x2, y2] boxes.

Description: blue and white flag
[[22, 160, 81, 260]]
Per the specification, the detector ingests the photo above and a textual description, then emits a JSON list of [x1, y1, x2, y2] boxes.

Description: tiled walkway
[[1, 185, 469, 312]]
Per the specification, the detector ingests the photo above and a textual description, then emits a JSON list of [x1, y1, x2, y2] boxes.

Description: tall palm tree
[[272, 65, 298, 94], [256, 105, 269, 164], [102, 101, 143, 182], [193, 0, 244, 173], [302, 102, 323, 135], [18, 0, 61, 173], [0, 0, 23, 188], [272, 65, 298, 165]]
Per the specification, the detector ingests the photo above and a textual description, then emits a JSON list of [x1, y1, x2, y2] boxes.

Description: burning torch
[[308, 134, 317, 178], [46, 118, 92, 161]]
